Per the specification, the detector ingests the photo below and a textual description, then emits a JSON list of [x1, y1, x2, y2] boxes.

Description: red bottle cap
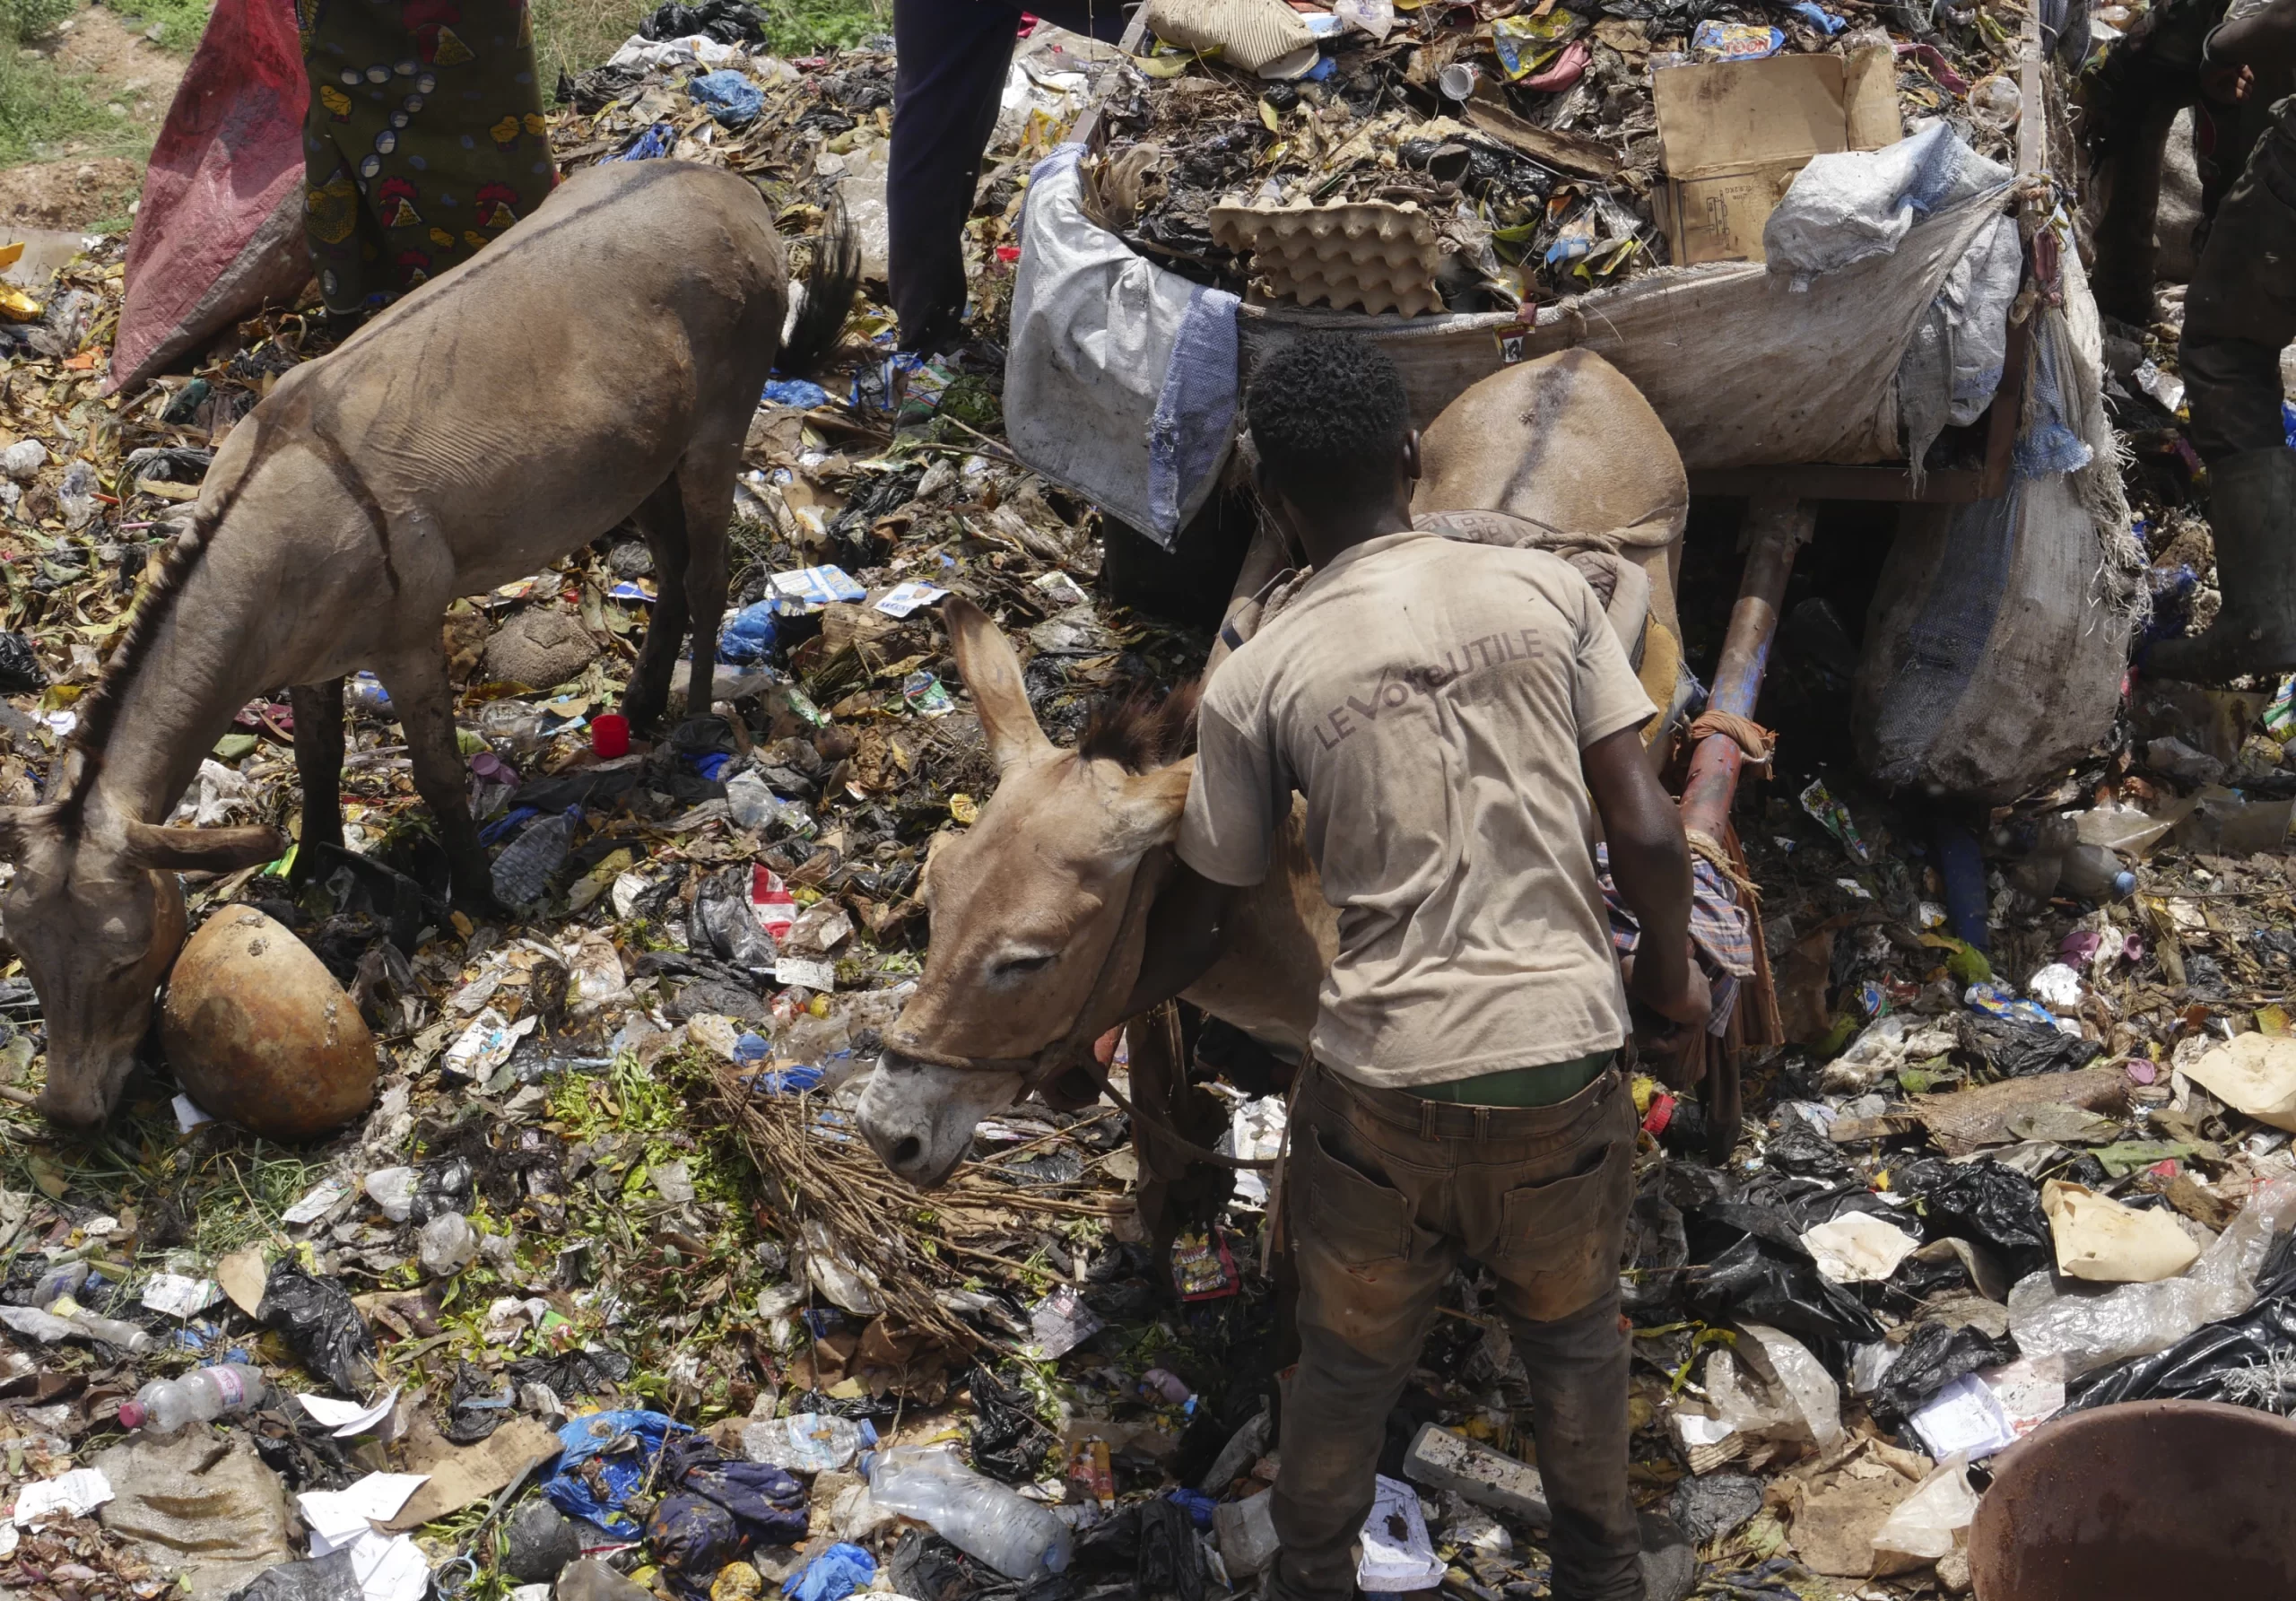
[[592, 713, 631, 760], [117, 1401, 145, 1429]]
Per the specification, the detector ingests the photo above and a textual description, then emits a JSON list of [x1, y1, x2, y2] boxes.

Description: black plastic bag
[[410, 1156, 475, 1227], [638, 0, 764, 44], [2073, 1235, 2296, 1412], [1895, 1158, 2053, 1278], [1765, 1118, 1852, 1179], [0, 632, 46, 694], [441, 1360, 513, 1444], [1670, 1472, 1764, 1544], [226, 1552, 361, 1601], [1685, 1235, 1883, 1360], [1967, 1014, 2103, 1078], [967, 1365, 1053, 1484], [508, 1347, 633, 1399], [257, 1266, 377, 1395], [1872, 1320, 2018, 1424], [689, 865, 777, 971]]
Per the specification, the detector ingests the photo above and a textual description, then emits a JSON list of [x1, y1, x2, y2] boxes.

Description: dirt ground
[[0, 3, 186, 230]]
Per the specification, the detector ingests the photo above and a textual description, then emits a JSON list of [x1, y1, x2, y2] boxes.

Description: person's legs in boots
[[2157, 103, 2296, 677], [1506, 1288, 1642, 1600], [1270, 1086, 1453, 1601]]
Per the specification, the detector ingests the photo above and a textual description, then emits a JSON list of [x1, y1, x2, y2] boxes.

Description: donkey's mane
[[1075, 679, 1202, 773]]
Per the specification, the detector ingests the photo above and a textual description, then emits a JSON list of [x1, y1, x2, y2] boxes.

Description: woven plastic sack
[[108, 0, 310, 396]]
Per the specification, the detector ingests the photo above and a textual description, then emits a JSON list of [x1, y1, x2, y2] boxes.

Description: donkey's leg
[[675, 439, 741, 723], [622, 478, 690, 734], [375, 647, 496, 915], [288, 679, 346, 873]]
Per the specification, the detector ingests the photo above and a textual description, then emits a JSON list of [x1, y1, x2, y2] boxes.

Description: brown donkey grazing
[[0, 158, 794, 1128]]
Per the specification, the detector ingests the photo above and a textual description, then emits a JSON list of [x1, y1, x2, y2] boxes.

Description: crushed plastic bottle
[[118, 1362, 272, 1432], [491, 813, 573, 908], [741, 1412, 876, 1474], [866, 1447, 1074, 1579]]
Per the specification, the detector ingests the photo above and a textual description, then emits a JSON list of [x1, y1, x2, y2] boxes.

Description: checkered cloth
[[1596, 844, 1757, 1036]]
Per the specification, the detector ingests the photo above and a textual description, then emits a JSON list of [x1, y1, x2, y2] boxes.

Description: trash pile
[[1072, 0, 2039, 312], [1, 3, 2295, 1601]]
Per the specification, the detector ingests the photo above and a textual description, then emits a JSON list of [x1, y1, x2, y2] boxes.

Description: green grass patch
[[102, 0, 213, 53], [0, 51, 135, 168], [531, 0, 885, 87], [757, 0, 885, 55]]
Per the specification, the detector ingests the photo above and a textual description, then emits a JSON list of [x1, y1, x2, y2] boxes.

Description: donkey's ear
[[0, 806, 53, 863], [944, 596, 1053, 773], [1108, 758, 1195, 859]]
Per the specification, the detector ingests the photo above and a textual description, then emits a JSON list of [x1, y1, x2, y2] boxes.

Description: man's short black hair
[[1245, 333, 1411, 510]]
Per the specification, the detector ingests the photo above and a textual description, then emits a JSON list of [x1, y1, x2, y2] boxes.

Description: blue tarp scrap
[[544, 1409, 691, 1539], [613, 122, 677, 161]]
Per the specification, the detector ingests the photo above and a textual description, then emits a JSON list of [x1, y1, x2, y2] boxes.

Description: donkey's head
[[0, 803, 282, 1127], [857, 598, 1196, 1188]]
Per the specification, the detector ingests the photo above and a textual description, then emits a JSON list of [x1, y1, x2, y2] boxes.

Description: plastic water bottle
[[867, 1447, 1074, 1579], [43, 1295, 154, 1355], [118, 1364, 270, 1431], [2059, 843, 2136, 901], [491, 812, 573, 907]]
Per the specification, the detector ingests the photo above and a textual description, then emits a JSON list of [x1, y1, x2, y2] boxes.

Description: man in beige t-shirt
[[1126, 334, 1708, 1601]]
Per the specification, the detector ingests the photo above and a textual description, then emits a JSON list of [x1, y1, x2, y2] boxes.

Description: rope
[[1686, 709, 1776, 775]]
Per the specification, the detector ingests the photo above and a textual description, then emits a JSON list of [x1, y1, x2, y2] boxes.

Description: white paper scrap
[[297, 1387, 401, 1439], [1909, 1372, 2019, 1461], [172, 1094, 214, 1132], [346, 1529, 431, 1601], [13, 1468, 115, 1526], [773, 957, 838, 993], [1356, 1474, 1444, 1591], [298, 1473, 430, 1556], [140, 1272, 223, 1318], [282, 1177, 353, 1227], [874, 579, 947, 618]]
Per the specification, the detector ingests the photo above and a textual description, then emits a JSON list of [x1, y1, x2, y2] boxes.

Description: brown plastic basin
[[1970, 1399, 2296, 1599]]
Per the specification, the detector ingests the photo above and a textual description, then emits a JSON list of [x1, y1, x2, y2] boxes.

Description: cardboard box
[[1651, 48, 1902, 266]]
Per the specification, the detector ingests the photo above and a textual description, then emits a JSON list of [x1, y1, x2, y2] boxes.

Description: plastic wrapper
[[256, 1267, 377, 1397], [691, 866, 778, 971], [1869, 1457, 1979, 1570], [1870, 1320, 2018, 1425], [1895, 1157, 2054, 1278], [223, 1551, 362, 1601], [1708, 1322, 1844, 1450], [2070, 1234, 2296, 1411], [2011, 1176, 2296, 1378]]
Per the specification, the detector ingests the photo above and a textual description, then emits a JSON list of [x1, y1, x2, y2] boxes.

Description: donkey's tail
[[779, 191, 861, 378]]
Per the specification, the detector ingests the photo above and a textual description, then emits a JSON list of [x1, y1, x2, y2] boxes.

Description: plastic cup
[[591, 713, 631, 759]]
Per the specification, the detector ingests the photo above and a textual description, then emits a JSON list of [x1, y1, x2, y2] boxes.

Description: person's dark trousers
[[888, 0, 1133, 352], [1269, 1064, 1643, 1601], [2183, 96, 2296, 462]]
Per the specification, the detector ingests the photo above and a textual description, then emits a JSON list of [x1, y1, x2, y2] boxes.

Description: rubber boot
[[2148, 447, 2296, 682]]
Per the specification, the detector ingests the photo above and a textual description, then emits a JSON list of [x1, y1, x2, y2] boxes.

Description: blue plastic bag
[[783, 1544, 875, 1601], [544, 1410, 691, 1538], [689, 69, 762, 126], [762, 378, 830, 409], [718, 601, 778, 666]]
